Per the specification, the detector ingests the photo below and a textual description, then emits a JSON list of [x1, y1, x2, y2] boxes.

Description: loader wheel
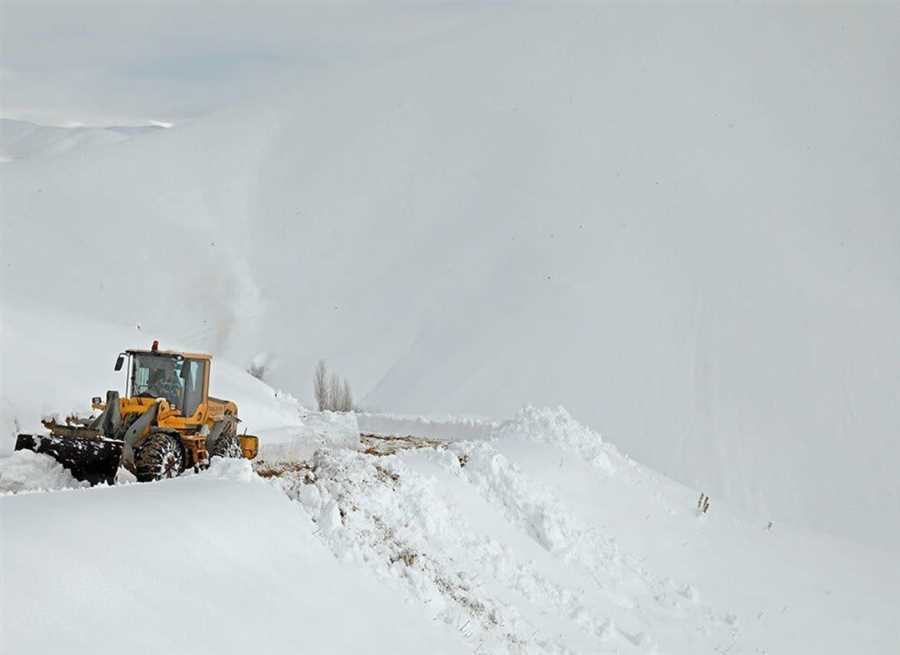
[[210, 423, 242, 459], [135, 431, 185, 482]]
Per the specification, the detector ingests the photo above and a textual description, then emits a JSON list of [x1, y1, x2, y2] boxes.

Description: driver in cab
[[146, 365, 183, 406]]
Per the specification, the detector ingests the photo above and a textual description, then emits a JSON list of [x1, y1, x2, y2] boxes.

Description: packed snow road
[[3, 407, 897, 655]]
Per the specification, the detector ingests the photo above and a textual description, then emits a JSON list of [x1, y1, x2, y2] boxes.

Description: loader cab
[[121, 349, 211, 417]]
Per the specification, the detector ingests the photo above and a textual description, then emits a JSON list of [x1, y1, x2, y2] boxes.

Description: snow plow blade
[[15, 433, 123, 486]]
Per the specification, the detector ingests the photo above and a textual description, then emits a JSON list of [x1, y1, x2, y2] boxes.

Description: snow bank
[[280, 447, 562, 653], [493, 406, 615, 474], [279, 437, 738, 652], [0, 450, 88, 493], [2, 402, 898, 653], [204, 454, 256, 482], [266, 404, 899, 653], [299, 410, 360, 450], [257, 410, 359, 464], [454, 442, 583, 554], [0, 460, 467, 655]]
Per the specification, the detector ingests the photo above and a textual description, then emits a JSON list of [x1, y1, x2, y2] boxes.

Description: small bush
[[697, 492, 710, 514], [313, 360, 354, 412]]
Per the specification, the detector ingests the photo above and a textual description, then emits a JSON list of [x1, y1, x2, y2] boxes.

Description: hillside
[[2, 302, 897, 653], [0, 118, 165, 162], [2, 5, 898, 552]]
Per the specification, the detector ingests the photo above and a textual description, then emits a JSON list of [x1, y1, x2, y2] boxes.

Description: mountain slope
[[1, 6, 898, 551], [0, 118, 165, 162]]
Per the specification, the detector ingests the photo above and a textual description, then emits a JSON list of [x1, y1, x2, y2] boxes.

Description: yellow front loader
[[15, 341, 259, 484]]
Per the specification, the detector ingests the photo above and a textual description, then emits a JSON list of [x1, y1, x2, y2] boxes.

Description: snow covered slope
[[0, 118, 164, 162], [0, 299, 895, 651], [1, 5, 898, 554], [3, 408, 896, 654], [0, 458, 467, 655]]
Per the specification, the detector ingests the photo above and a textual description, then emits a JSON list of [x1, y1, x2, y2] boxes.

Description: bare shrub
[[327, 372, 341, 411], [697, 492, 710, 514], [313, 360, 354, 412], [338, 379, 353, 412], [313, 360, 329, 411]]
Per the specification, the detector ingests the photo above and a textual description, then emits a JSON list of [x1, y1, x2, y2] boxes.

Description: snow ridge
[[357, 412, 498, 443], [4, 403, 898, 653], [0, 450, 89, 494], [277, 408, 736, 654], [492, 406, 616, 474]]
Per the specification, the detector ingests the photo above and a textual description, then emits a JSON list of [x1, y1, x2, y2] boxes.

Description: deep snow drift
[[1, 457, 467, 655], [2, 6, 898, 552]]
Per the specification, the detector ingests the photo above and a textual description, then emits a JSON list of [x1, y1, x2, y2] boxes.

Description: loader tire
[[210, 424, 242, 459], [135, 431, 185, 482]]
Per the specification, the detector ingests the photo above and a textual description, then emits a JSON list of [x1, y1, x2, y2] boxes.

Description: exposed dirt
[[359, 433, 445, 457], [255, 433, 451, 481]]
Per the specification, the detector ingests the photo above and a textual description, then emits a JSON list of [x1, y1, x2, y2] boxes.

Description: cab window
[[182, 359, 206, 416], [131, 354, 184, 407]]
